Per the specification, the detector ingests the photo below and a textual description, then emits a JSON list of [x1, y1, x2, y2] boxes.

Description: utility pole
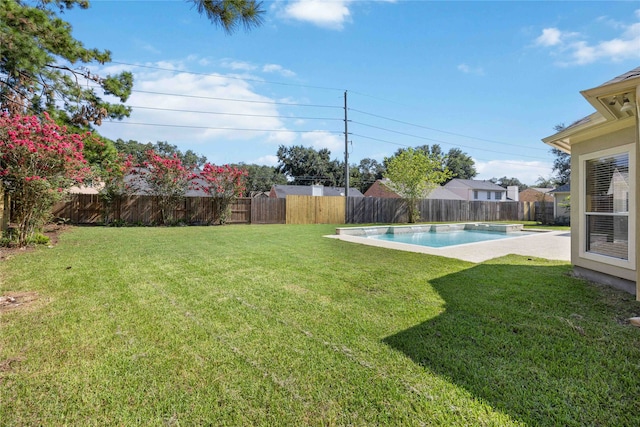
[[344, 91, 349, 221]]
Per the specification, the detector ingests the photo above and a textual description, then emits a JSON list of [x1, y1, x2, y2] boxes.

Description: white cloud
[[263, 63, 297, 78], [71, 57, 346, 166], [252, 155, 279, 166], [457, 63, 485, 76], [474, 160, 553, 186], [219, 59, 257, 71], [279, 0, 352, 30], [536, 11, 640, 65], [94, 60, 291, 150], [300, 130, 343, 153], [535, 28, 564, 47]]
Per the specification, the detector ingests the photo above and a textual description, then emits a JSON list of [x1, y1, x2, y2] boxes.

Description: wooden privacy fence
[[52, 194, 285, 225], [51, 194, 552, 226], [347, 198, 545, 224]]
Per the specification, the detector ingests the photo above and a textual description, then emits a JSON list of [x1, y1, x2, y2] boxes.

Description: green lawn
[[1, 224, 639, 426]]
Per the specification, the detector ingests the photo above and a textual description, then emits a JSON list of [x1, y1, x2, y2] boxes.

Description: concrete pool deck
[[328, 229, 571, 263]]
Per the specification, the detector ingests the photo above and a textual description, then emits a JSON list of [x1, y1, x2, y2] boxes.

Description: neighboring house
[[250, 191, 270, 198], [124, 168, 209, 197], [269, 184, 364, 198], [518, 188, 554, 203], [69, 182, 104, 195], [443, 179, 507, 201], [364, 179, 464, 200], [364, 179, 401, 198], [543, 66, 639, 297], [550, 183, 571, 222]]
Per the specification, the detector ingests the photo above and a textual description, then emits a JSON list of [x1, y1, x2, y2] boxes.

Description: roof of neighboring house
[[518, 188, 554, 203], [550, 183, 570, 193], [69, 183, 104, 195], [364, 179, 464, 200], [427, 186, 465, 200], [125, 168, 209, 197], [530, 187, 553, 194], [444, 179, 506, 191], [250, 191, 270, 198], [270, 185, 364, 198], [364, 179, 400, 198]]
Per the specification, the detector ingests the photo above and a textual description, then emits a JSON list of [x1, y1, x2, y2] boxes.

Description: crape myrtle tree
[[0, 113, 91, 246], [0, 0, 264, 230], [383, 147, 452, 223], [196, 163, 247, 224], [132, 150, 192, 225]]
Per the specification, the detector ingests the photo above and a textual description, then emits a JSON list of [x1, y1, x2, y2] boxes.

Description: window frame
[[578, 143, 636, 270]]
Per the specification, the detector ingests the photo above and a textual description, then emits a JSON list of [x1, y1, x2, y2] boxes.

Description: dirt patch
[[0, 224, 69, 261], [0, 356, 25, 373], [0, 291, 40, 313]]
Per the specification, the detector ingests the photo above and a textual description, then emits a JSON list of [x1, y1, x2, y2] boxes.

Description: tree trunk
[[1, 192, 9, 236]]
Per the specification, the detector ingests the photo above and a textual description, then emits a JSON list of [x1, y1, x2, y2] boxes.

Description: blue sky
[[63, 1, 640, 184]]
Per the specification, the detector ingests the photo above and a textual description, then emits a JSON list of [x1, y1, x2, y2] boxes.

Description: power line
[[351, 122, 549, 160], [127, 105, 342, 121], [129, 89, 342, 108], [351, 133, 552, 169], [80, 82, 342, 109], [110, 60, 346, 92], [104, 120, 343, 134], [349, 107, 549, 151]]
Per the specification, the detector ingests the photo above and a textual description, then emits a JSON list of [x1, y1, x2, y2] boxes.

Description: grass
[[1, 224, 639, 426]]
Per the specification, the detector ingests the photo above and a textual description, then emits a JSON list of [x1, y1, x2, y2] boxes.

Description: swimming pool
[[335, 223, 537, 249]]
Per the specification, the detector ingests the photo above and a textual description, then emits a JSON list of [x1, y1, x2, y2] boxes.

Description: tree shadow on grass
[[383, 257, 640, 426]]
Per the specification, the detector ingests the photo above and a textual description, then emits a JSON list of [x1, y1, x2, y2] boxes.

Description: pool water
[[368, 229, 536, 248]]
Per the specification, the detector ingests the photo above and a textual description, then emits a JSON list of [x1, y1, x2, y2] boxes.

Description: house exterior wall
[[467, 190, 506, 201], [636, 85, 640, 298], [442, 182, 505, 201], [570, 126, 637, 285], [552, 192, 571, 219]]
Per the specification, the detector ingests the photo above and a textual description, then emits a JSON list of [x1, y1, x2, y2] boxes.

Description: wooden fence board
[[252, 198, 286, 224], [286, 195, 345, 224], [229, 199, 251, 224]]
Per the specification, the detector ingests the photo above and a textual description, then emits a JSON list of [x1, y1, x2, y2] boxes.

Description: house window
[[581, 144, 635, 268], [487, 191, 491, 200], [473, 190, 478, 200]]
